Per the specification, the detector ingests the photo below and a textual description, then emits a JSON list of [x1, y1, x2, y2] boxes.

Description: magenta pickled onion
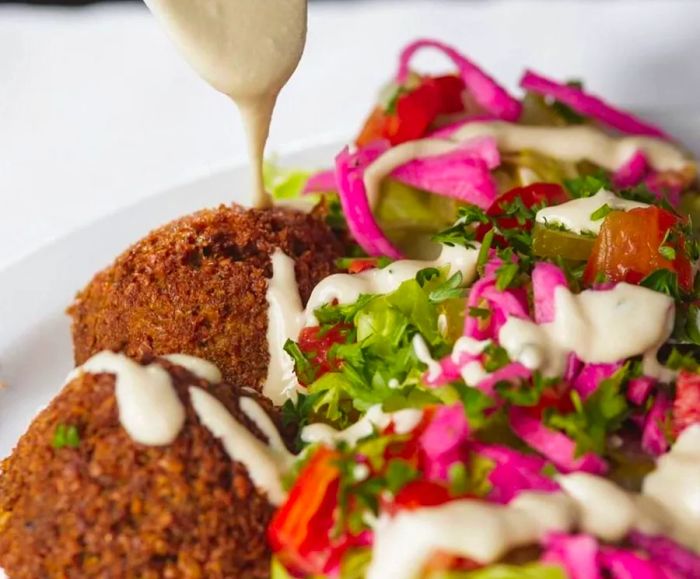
[[520, 70, 669, 139], [510, 409, 608, 474], [533, 262, 568, 324], [335, 144, 403, 259], [613, 151, 649, 189], [477, 362, 531, 397], [419, 404, 470, 480], [464, 273, 529, 340], [599, 547, 676, 579], [565, 354, 584, 384], [542, 533, 602, 579], [422, 355, 463, 388], [390, 137, 500, 209], [475, 443, 559, 503], [398, 39, 522, 121], [645, 172, 684, 207], [627, 376, 656, 406], [572, 362, 622, 400], [302, 169, 337, 194], [642, 393, 672, 456], [628, 531, 700, 577]]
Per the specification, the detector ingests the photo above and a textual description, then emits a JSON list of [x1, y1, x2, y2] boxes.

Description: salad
[[265, 39, 700, 578]]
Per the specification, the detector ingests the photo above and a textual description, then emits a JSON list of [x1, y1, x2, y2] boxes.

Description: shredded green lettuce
[[270, 557, 298, 579], [263, 161, 315, 200], [429, 563, 567, 579], [339, 549, 372, 579], [288, 270, 464, 430], [272, 555, 567, 579]]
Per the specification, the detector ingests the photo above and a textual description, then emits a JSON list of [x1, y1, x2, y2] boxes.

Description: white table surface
[[2, 0, 700, 272]]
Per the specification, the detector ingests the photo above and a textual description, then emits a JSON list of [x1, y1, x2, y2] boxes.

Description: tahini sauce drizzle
[[498, 283, 675, 380], [367, 469, 694, 579], [644, 424, 700, 550], [189, 387, 290, 505], [143, 0, 308, 207], [78, 351, 185, 446], [301, 404, 423, 447], [535, 189, 649, 236], [161, 353, 222, 383], [73, 352, 293, 505], [363, 121, 689, 209], [304, 243, 479, 324], [264, 249, 305, 405]]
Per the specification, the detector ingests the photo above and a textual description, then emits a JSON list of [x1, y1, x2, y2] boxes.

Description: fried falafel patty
[[0, 356, 292, 578], [68, 204, 343, 393]]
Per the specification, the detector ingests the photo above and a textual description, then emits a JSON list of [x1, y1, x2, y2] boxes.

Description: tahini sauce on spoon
[[143, 0, 308, 207]]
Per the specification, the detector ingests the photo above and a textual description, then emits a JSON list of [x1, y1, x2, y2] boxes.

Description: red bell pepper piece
[[356, 75, 466, 147], [476, 182, 569, 241], [391, 480, 453, 512], [673, 370, 700, 436], [347, 258, 380, 274], [268, 447, 342, 576]]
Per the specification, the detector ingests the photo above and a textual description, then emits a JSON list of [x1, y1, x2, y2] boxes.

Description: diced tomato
[[297, 323, 351, 383], [673, 370, 700, 436], [423, 551, 482, 574], [476, 182, 569, 241], [356, 75, 466, 147], [268, 447, 342, 576], [583, 206, 693, 291], [347, 258, 379, 274], [388, 480, 453, 513], [523, 386, 576, 419], [426, 75, 467, 115]]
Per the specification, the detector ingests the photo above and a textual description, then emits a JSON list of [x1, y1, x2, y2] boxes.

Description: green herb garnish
[[52, 423, 80, 449]]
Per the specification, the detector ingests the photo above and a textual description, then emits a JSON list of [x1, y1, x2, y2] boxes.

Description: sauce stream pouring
[[143, 0, 308, 207]]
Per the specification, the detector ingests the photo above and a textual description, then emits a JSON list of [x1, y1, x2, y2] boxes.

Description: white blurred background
[[1, 0, 700, 270]]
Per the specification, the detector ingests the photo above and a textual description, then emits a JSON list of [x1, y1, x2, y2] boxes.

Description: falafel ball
[[0, 356, 292, 578], [68, 204, 343, 393]]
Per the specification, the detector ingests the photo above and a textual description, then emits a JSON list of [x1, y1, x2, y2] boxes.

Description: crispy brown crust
[[68, 204, 343, 393], [0, 359, 288, 578]]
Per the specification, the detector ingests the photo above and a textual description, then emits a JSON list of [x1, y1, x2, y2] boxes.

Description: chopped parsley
[[495, 372, 558, 407], [665, 347, 700, 372], [336, 256, 394, 271], [283, 339, 315, 385], [52, 423, 80, 449], [416, 267, 440, 287], [658, 245, 677, 260], [494, 261, 520, 291], [428, 271, 468, 303], [590, 203, 613, 221], [618, 183, 657, 204], [545, 365, 630, 456], [564, 173, 611, 199], [640, 268, 681, 299]]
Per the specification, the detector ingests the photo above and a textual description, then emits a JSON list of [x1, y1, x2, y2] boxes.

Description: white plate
[[3, 109, 700, 473], [0, 139, 341, 459], [4, 111, 700, 459]]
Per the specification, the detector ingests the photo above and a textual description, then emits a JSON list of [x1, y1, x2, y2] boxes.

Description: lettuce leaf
[[296, 273, 459, 429], [263, 161, 314, 200], [430, 563, 567, 579]]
